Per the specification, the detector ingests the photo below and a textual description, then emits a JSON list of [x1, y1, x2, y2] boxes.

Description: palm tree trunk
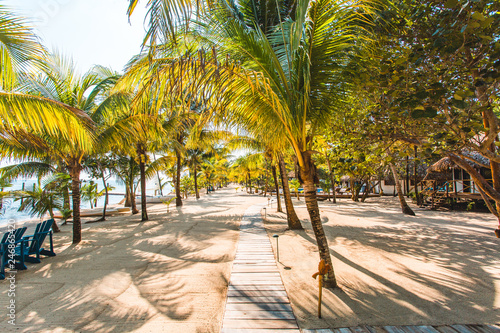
[[153, 153, 163, 196], [326, 157, 336, 203], [194, 166, 200, 199], [278, 154, 302, 230], [389, 163, 415, 216], [175, 150, 183, 206], [299, 151, 336, 288], [130, 178, 139, 214], [137, 144, 148, 221], [99, 163, 108, 221], [48, 207, 61, 233], [414, 146, 421, 206], [70, 163, 82, 244], [125, 183, 132, 207], [271, 164, 282, 213]]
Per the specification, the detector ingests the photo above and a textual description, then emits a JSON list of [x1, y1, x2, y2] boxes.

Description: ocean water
[[0, 177, 172, 227]]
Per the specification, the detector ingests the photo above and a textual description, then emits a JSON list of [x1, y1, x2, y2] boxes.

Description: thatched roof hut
[[427, 157, 456, 173], [424, 151, 490, 180]]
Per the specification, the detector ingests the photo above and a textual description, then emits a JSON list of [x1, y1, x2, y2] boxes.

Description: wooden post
[[318, 275, 323, 318], [312, 259, 331, 319]]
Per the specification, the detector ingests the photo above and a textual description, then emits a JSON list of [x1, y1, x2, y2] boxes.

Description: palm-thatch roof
[[427, 157, 456, 173], [426, 151, 489, 177]]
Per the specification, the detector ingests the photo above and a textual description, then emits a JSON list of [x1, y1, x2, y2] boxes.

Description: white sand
[[0, 186, 264, 332], [264, 196, 500, 328]]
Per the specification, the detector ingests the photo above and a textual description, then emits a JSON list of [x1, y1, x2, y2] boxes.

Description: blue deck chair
[[16, 219, 56, 264], [1, 227, 27, 280]]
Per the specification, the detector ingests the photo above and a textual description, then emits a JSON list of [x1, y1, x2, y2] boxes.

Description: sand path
[[0, 186, 264, 332]]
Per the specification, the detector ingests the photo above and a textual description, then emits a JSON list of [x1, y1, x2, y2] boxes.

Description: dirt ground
[[264, 196, 500, 329], [0, 186, 265, 332]]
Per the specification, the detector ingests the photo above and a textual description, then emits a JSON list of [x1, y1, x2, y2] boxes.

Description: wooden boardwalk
[[221, 204, 499, 333], [221, 204, 300, 332], [303, 325, 500, 333]]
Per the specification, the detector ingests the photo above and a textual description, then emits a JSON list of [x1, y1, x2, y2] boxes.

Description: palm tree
[[129, 0, 376, 288], [0, 5, 44, 91], [0, 55, 140, 243], [14, 176, 66, 232]]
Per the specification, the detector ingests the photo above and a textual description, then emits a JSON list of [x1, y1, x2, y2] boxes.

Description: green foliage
[[162, 196, 177, 212]]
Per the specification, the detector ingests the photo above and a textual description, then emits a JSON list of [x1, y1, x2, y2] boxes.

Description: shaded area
[[264, 197, 500, 329], [0, 187, 264, 332]]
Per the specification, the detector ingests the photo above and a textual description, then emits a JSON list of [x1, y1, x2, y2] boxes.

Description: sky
[[3, 0, 149, 73]]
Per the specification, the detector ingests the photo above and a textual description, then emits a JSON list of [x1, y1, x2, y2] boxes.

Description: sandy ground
[[2, 188, 499, 332], [0, 186, 265, 332], [264, 196, 500, 329]]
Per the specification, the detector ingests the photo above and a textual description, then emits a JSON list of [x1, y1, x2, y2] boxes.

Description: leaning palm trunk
[[389, 163, 415, 216], [271, 164, 282, 213], [278, 155, 302, 230], [69, 164, 82, 244], [300, 152, 336, 288], [138, 144, 149, 221], [48, 207, 61, 233], [175, 151, 183, 207]]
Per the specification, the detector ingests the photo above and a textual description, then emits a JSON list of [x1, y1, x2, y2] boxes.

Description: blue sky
[[3, 0, 149, 73]]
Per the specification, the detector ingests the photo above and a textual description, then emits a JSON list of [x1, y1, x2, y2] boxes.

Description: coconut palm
[[0, 55, 140, 243], [129, 0, 376, 287], [0, 5, 44, 91]]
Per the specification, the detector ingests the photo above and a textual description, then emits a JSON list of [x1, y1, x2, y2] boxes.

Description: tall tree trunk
[[48, 207, 61, 233], [153, 153, 163, 196], [278, 154, 302, 230], [175, 150, 183, 207], [264, 170, 268, 197], [130, 178, 139, 214], [69, 162, 83, 244], [137, 144, 148, 221], [414, 146, 421, 206], [326, 155, 337, 203], [360, 180, 371, 203], [271, 164, 283, 213], [389, 163, 415, 216], [194, 165, 200, 199], [405, 156, 410, 197], [124, 183, 132, 207], [93, 163, 109, 222], [299, 151, 337, 288]]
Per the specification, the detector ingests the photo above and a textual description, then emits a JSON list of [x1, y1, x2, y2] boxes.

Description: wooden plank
[[230, 280, 284, 285], [435, 327, 459, 333], [231, 269, 279, 273], [333, 328, 352, 333], [384, 326, 407, 333], [229, 285, 286, 291], [485, 326, 500, 333], [302, 330, 334, 333], [225, 302, 293, 312], [224, 310, 295, 320], [403, 326, 440, 333], [435, 326, 459, 333], [227, 296, 290, 303], [230, 276, 282, 281], [231, 273, 281, 278], [222, 329, 300, 333], [227, 290, 288, 297], [222, 319, 298, 329], [350, 327, 372, 333], [452, 325, 475, 333], [468, 326, 494, 333]]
